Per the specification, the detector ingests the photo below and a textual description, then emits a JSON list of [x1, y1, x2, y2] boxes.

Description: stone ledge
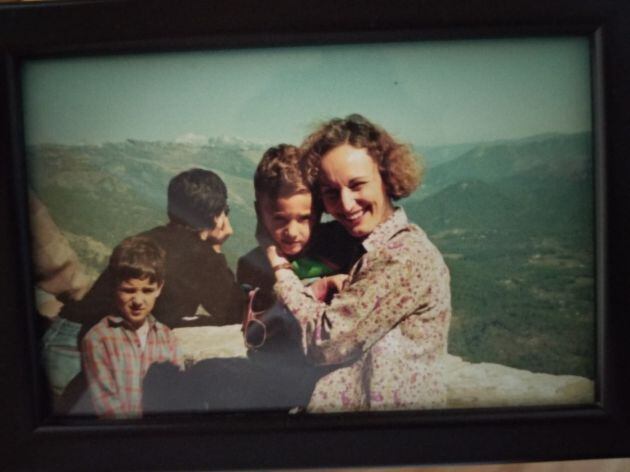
[[443, 354, 594, 408], [173, 325, 595, 409]]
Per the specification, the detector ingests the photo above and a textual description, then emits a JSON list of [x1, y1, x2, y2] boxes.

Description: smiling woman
[[319, 144, 396, 238], [264, 114, 451, 412]]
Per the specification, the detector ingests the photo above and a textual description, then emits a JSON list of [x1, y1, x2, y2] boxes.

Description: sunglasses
[[242, 288, 267, 349]]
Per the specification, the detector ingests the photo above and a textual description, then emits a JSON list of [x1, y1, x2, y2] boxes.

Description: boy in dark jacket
[[237, 144, 360, 355]]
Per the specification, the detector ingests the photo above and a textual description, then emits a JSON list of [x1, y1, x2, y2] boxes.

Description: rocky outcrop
[[173, 325, 595, 409], [174, 325, 248, 362], [442, 354, 594, 408]]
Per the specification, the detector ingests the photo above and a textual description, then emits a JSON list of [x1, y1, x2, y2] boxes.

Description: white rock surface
[[173, 325, 595, 409], [173, 324, 248, 362], [442, 354, 594, 408]]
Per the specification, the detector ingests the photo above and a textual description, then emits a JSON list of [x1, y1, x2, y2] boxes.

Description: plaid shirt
[[81, 314, 183, 418]]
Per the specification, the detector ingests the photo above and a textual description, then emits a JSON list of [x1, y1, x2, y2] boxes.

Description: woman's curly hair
[[300, 114, 423, 200]]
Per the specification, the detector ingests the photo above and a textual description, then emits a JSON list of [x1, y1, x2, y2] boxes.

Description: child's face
[[115, 277, 163, 329], [259, 191, 316, 257]]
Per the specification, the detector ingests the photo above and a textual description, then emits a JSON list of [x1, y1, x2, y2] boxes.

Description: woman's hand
[[264, 243, 290, 269], [258, 227, 291, 271], [326, 274, 349, 293], [310, 274, 349, 303]]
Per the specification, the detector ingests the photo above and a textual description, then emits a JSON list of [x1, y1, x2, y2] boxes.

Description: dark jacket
[[60, 223, 246, 334]]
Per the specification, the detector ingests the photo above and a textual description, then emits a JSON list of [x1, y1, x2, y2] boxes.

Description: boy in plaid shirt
[[81, 236, 183, 418]]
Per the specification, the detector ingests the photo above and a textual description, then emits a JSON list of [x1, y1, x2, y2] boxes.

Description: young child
[[221, 145, 358, 409], [237, 144, 361, 350], [81, 236, 183, 418]]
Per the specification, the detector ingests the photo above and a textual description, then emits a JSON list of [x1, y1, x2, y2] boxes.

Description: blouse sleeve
[[274, 242, 439, 366]]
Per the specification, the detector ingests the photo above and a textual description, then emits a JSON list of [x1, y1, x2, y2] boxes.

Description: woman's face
[[320, 144, 394, 238]]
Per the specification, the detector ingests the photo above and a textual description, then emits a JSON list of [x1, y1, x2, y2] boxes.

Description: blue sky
[[22, 36, 591, 148]]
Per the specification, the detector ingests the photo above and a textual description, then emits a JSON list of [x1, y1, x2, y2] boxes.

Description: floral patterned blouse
[[274, 208, 451, 413]]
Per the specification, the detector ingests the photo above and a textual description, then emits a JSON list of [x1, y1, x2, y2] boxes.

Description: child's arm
[[81, 335, 126, 418]]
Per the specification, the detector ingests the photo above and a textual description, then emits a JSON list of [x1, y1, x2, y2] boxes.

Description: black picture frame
[[1, 0, 629, 470]]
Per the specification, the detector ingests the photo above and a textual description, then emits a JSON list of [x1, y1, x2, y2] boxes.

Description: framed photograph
[[1, 0, 629, 470]]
